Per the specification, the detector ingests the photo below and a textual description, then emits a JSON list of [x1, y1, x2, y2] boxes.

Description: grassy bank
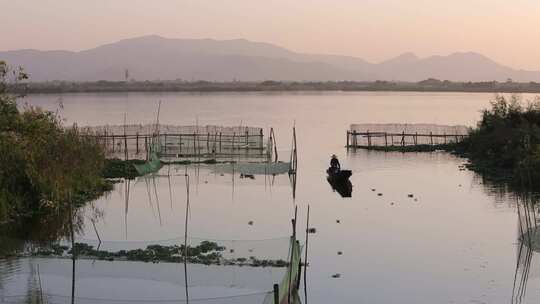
[[455, 95, 540, 188], [0, 61, 112, 239]]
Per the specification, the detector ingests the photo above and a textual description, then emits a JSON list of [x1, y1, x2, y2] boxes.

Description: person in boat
[[330, 154, 341, 173]]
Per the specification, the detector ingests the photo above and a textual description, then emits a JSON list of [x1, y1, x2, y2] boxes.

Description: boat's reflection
[[326, 177, 352, 198]]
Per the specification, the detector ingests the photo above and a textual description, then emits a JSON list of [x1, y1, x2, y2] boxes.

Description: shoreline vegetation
[[0, 61, 112, 238], [10, 78, 540, 94], [456, 95, 540, 188]]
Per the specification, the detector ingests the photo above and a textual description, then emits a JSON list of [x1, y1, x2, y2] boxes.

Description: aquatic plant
[[30, 241, 288, 267]]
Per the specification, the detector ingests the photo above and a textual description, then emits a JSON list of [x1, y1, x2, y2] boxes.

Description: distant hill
[[2, 35, 540, 82]]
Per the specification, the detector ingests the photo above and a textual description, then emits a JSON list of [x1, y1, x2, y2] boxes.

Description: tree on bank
[[460, 94, 540, 186], [0, 61, 109, 240]]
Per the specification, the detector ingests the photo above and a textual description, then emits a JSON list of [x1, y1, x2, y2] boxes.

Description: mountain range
[[1, 35, 539, 82]]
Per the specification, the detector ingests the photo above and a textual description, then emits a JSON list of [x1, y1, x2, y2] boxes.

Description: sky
[[2, 0, 540, 70]]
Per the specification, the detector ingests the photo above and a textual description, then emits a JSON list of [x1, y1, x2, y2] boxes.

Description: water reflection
[[512, 192, 540, 304], [326, 177, 353, 198], [0, 161, 304, 303]]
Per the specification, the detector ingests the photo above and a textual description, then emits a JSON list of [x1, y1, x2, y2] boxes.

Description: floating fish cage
[[347, 123, 470, 148], [83, 124, 277, 162]]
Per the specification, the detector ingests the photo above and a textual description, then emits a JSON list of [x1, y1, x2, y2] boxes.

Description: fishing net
[[80, 125, 269, 161], [83, 125, 264, 137], [350, 123, 470, 146], [211, 162, 292, 176], [133, 150, 162, 175], [0, 235, 298, 304]]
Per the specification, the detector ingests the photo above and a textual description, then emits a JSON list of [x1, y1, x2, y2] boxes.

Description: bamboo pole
[[164, 134, 168, 155], [273, 284, 280, 304], [69, 196, 76, 304], [145, 136, 148, 160], [207, 132, 210, 153], [214, 132, 218, 154], [259, 129, 264, 153], [124, 137, 128, 160], [193, 133, 197, 156], [37, 264, 44, 304], [304, 205, 310, 304], [136, 133, 139, 154], [183, 174, 190, 304], [288, 206, 298, 304]]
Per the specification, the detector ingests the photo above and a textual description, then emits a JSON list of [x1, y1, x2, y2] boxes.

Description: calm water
[[3, 91, 540, 304]]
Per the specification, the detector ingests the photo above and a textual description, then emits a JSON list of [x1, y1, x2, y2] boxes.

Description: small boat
[[326, 168, 353, 197], [326, 168, 352, 181]]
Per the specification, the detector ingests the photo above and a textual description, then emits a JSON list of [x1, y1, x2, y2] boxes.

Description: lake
[[2, 91, 540, 304]]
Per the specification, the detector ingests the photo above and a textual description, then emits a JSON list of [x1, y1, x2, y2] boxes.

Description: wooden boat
[[326, 168, 353, 197], [326, 168, 352, 181]]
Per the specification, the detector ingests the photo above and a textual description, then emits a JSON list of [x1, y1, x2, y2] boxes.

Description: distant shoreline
[[10, 79, 540, 94]]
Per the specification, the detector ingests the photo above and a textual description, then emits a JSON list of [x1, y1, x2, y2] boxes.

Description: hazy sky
[[2, 0, 540, 69]]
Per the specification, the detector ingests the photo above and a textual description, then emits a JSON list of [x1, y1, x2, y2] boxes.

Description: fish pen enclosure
[[84, 124, 276, 162], [1, 235, 300, 304], [347, 123, 469, 150]]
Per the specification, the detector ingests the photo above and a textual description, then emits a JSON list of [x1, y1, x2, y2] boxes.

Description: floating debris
[[414, 198, 418, 202], [248, 221, 254, 226], [390, 202, 395, 206], [336, 219, 341, 224], [307, 228, 317, 234], [377, 193, 383, 196], [371, 188, 376, 192], [408, 194, 414, 198], [337, 251, 343, 255], [331, 273, 341, 278]]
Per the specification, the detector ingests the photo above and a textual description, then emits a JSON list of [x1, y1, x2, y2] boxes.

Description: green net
[[133, 150, 162, 176]]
